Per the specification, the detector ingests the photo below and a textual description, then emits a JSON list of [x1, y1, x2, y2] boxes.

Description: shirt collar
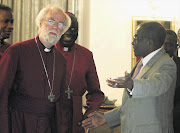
[[141, 47, 162, 68]]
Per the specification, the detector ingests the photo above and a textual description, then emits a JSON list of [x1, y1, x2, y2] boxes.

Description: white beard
[[45, 31, 60, 45], [45, 34, 58, 44], [41, 26, 61, 47]]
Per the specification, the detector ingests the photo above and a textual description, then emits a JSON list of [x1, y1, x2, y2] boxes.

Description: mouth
[[4, 29, 12, 33], [4, 32, 12, 35], [63, 36, 72, 41], [48, 31, 57, 37]]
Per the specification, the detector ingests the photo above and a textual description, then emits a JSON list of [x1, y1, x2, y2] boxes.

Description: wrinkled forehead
[[45, 9, 66, 22]]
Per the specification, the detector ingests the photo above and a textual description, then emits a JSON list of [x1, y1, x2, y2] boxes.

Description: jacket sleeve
[[0, 46, 19, 132], [104, 106, 121, 129], [84, 52, 104, 116]]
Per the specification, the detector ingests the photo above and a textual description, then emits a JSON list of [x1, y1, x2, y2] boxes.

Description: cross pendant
[[48, 92, 55, 102], [65, 86, 73, 99]]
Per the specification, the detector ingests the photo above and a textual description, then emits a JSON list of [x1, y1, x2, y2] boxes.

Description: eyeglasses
[[47, 19, 64, 29], [68, 27, 78, 33], [70, 27, 77, 32], [133, 35, 152, 44]]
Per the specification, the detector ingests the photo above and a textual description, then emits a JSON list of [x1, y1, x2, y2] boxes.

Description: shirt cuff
[[127, 88, 133, 95]]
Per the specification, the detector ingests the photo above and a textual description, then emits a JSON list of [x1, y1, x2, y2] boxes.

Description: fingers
[[81, 111, 105, 130], [81, 117, 98, 130], [81, 117, 92, 127], [107, 83, 117, 88], [125, 71, 130, 76], [106, 78, 126, 88], [106, 79, 117, 88], [106, 71, 131, 88]]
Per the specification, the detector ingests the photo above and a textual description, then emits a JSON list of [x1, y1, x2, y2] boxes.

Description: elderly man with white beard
[[0, 4, 71, 133]]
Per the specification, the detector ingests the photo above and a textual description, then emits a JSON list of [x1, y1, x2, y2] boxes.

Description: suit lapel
[[122, 49, 165, 105], [136, 49, 165, 79]]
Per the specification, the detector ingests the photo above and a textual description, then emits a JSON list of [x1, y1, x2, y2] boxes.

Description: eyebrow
[[48, 17, 64, 23]]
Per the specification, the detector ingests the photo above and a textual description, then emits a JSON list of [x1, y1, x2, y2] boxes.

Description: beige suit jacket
[[105, 49, 177, 133]]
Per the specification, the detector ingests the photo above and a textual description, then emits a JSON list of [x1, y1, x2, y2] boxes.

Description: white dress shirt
[[128, 48, 162, 95]]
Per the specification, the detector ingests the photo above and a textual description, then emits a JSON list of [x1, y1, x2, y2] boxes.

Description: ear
[[148, 39, 156, 51], [148, 39, 154, 46], [39, 21, 43, 27]]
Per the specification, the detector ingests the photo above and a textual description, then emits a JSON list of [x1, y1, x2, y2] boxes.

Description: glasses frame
[[47, 19, 65, 29], [133, 35, 152, 44]]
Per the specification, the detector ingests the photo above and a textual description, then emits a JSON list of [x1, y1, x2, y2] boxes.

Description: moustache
[[48, 30, 58, 36]]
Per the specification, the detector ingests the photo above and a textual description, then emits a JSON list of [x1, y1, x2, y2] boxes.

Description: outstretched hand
[[81, 111, 106, 131], [106, 71, 133, 90]]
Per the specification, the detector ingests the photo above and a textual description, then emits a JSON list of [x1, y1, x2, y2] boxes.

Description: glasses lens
[[48, 20, 55, 26], [57, 23, 64, 29], [47, 20, 64, 29]]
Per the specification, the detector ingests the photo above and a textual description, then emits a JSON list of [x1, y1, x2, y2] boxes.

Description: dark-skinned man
[[0, 4, 13, 59], [82, 22, 176, 133], [163, 30, 180, 133], [56, 12, 104, 133]]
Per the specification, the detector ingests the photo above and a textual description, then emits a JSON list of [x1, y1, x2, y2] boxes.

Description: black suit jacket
[[173, 56, 180, 107]]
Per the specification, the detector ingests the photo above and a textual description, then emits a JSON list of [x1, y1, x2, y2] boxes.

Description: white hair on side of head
[[35, 4, 71, 33], [36, 4, 56, 28], [35, 4, 71, 36]]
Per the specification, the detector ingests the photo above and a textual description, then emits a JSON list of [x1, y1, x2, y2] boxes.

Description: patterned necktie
[[132, 59, 143, 79]]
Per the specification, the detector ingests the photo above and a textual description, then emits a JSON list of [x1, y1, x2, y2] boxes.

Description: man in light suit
[[81, 22, 177, 133]]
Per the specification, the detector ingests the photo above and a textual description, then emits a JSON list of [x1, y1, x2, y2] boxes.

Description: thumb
[[125, 71, 129, 76]]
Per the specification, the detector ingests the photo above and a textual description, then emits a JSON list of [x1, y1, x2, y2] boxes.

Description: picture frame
[[131, 16, 175, 68]]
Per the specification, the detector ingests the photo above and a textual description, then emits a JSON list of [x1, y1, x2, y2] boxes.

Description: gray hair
[[36, 4, 71, 34]]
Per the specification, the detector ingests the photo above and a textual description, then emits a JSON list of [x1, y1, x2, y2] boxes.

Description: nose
[[7, 21, 13, 29], [52, 23, 58, 29]]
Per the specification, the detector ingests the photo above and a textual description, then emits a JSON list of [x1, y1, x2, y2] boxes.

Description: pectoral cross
[[65, 86, 73, 99], [48, 92, 55, 102]]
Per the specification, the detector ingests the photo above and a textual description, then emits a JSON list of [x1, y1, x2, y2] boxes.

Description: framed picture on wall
[[131, 16, 175, 68]]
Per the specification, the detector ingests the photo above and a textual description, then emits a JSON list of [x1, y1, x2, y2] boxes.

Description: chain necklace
[[35, 38, 55, 102], [65, 48, 76, 99]]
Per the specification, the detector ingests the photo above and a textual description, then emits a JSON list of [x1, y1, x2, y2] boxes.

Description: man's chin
[[47, 38, 59, 45]]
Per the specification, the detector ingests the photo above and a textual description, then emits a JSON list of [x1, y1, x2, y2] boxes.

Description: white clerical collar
[[141, 47, 162, 68], [44, 48, 51, 52], [63, 47, 69, 52]]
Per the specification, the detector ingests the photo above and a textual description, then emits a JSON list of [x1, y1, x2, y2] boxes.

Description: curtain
[[1, 0, 78, 44]]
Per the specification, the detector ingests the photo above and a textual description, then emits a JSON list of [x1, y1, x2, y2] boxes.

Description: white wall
[[79, 0, 180, 106]]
